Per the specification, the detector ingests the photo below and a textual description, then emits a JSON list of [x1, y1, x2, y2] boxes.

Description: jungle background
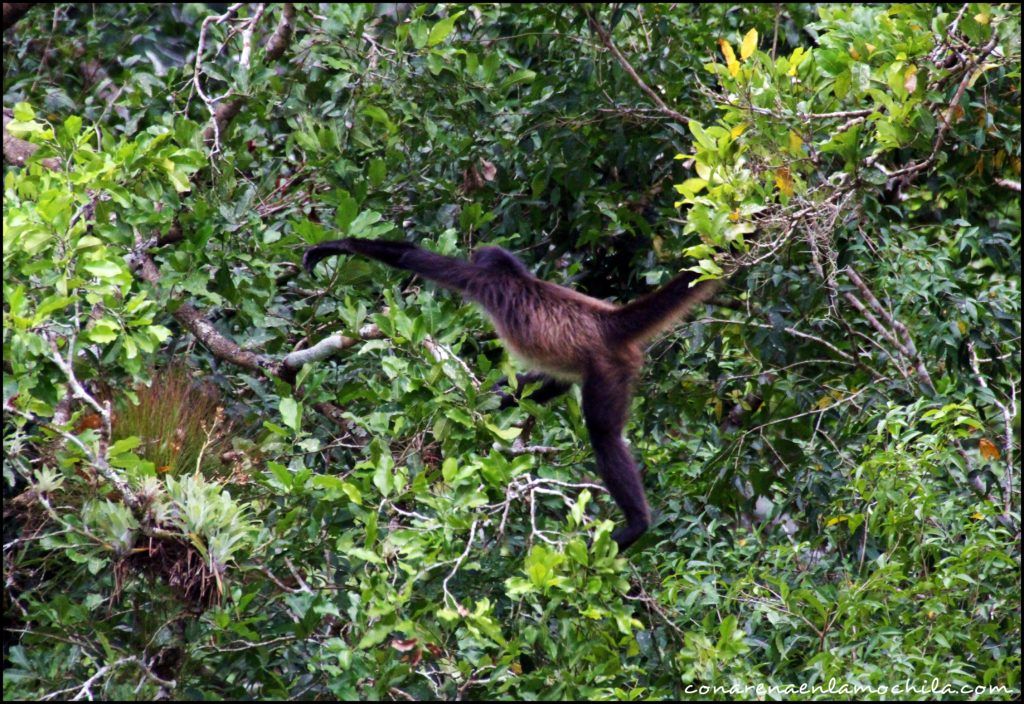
[[2, 3, 1020, 700]]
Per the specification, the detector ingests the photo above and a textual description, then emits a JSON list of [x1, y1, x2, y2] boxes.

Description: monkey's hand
[[302, 238, 356, 274]]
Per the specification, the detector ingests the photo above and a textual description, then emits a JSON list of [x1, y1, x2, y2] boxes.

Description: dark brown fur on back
[[469, 274, 621, 379]]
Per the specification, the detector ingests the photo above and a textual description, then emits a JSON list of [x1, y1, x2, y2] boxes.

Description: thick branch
[[263, 2, 296, 61], [2, 108, 60, 169], [281, 324, 382, 369], [131, 252, 282, 379]]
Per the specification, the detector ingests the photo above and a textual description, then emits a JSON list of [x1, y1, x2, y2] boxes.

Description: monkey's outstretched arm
[[303, 237, 479, 291], [581, 364, 650, 551]]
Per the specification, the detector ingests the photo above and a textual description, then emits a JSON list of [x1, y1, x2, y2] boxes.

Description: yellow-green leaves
[[718, 38, 739, 77], [786, 46, 807, 77], [788, 130, 804, 155], [5, 102, 53, 140], [740, 28, 758, 60], [718, 28, 758, 78], [674, 178, 708, 200]]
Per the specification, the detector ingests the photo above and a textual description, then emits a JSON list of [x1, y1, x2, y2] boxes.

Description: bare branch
[[238, 4, 266, 68], [967, 340, 1018, 516], [442, 520, 479, 611], [582, 7, 690, 125], [199, 3, 296, 146], [845, 267, 936, 394], [281, 323, 382, 370], [507, 439, 560, 456], [422, 336, 481, 388]]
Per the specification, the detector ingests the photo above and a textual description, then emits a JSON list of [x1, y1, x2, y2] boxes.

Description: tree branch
[[582, 7, 690, 125], [845, 267, 936, 394], [3, 107, 60, 169], [199, 3, 295, 146], [281, 323, 383, 369], [130, 251, 283, 379], [967, 340, 1018, 516]]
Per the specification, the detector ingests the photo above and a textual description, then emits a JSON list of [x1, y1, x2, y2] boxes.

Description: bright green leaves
[[80, 259, 122, 279], [3, 105, 203, 383], [679, 5, 998, 273], [360, 104, 397, 135], [401, 8, 466, 49], [279, 396, 303, 433], [499, 68, 537, 92], [510, 543, 568, 594], [368, 440, 405, 498], [427, 9, 464, 47], [5, 102, 54, 140], [311, 474, 363, 505], [672, 117, 759, 278]]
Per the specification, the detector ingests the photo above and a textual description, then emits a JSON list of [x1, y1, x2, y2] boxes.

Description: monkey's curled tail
[[607, 270, 722, 343]]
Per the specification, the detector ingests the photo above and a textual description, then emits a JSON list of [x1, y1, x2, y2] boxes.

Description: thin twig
[[582, 6, 689, 125]]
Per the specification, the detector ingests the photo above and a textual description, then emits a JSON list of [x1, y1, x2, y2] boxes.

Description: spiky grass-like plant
[[113, 365, 229, 475]]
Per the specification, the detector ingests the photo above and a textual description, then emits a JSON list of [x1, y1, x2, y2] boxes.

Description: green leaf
[[64, 115, 83, 139], [13, 102, 35, 121], [87, 321, 120, 344], [82, 260, 122, 279], [427, 10, 465, 47], [360, 105, 395, 133], [5, 120, 47, 137], [373, 459, 393, 497], [484, 421, 522, 442], [368, 158, 386, 187], [32, 296, 76, 325], [688, 120, 716, 150], [109, 436, 141, 456], [266, 461, 292, 490], [500, 69, 536, 91], [442, 457, 458, 483], [279, 397, 302, 432]]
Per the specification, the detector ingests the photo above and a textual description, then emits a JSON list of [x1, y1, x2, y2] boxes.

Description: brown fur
[[303, 237, 720, 551]]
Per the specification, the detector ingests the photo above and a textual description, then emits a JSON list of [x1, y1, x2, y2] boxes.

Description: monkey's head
[[471, 246, 532, 278]]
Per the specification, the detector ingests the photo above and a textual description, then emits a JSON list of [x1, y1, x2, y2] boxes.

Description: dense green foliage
[[3, 3, 1020, 700]]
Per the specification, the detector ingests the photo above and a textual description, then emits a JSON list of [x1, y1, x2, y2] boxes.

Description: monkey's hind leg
[[581, 367, 650, 551], [494, 371, 572, 410]]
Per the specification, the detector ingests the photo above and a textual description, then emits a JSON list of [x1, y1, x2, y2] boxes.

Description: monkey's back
[[473, 277, 634, 381]]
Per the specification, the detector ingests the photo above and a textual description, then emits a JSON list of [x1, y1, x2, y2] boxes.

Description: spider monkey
[[303, 237, 721, 551]]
